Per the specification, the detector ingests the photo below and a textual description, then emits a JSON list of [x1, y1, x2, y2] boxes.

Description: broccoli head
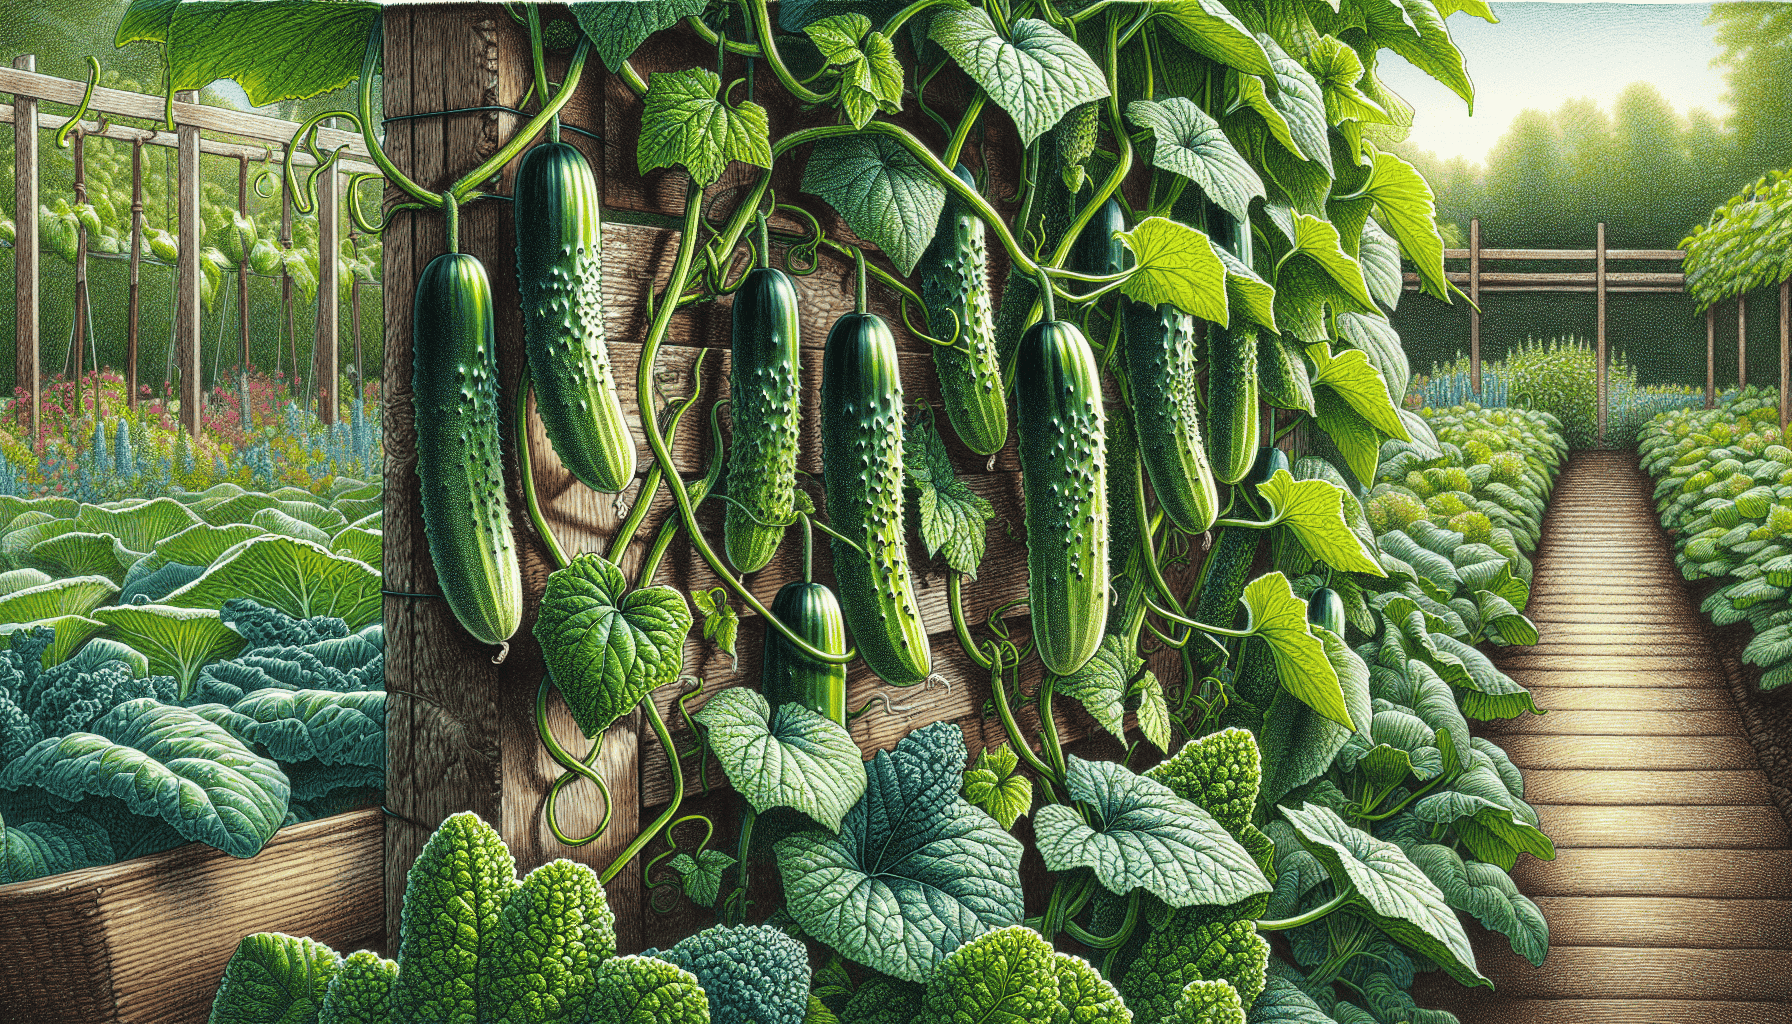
[[1173, 979, 1245, 1024], [1446, 511, 1494, 546], [1367, 491, 1428, 534], [646, 924, 809, 1024]]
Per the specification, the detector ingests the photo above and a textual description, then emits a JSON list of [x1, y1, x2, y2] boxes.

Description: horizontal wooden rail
[[0, 66, 370, 155], [0, 106, 381, 176], [1402, 271, 1684, 294], [1442, 248, 1685, 261]]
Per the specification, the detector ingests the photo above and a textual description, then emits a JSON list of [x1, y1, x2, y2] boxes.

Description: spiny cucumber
[[919, 164, 1007, 456], [723, 250, 802, 573], [1205, 323, 1261, 485], [1125, 301, 1219, 534]]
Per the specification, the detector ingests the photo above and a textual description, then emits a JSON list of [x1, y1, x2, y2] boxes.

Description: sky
[[1378, 1, 1729, 166]]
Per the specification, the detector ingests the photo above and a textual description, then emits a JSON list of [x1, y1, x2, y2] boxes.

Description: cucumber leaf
[[1151, 0, 1270, 74], [929, 9, 1109, 145], [690, 587, 739, 670], [1410, 790, 1554, 871], [1255, 470, 1384, 575], [1242, 572, 1354, 730], [1034, 756, 1270, 907], [694, 686, 867, 831], [804, 14, 904, 129], [1127, 97, 1264, 222], [802, 134, 946, 275], [571, 0, 710, 72], [638, 67, 773, 187], [1050, 634, 1138, 744], [903, 415, 995, 578], [1406, 845, 1548, 966], [535, 553, 693, 739], [1117, 216, 1230, 322], [775, 722, 1024, 982], [670, 849, 737, 908], [1360, 148, 1448, 299], [962, 742, 1032, 829], [1308, 343, 1411, 440], [1280, 803, 1490, 989]]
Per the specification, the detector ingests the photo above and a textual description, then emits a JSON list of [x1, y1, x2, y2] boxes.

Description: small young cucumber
[[761, 580, 848, 727], [920, 164, 1007, 456], [1205, 323, 1261, 485], [1307, 587, 1345, 636], [723, 260, 802, 573], [821, 312, 932, 685], [1015, 318, 1108, 676], [412, 252, 523, 646], [514, 141, 635, 493], [1068, 198, 1127, 289], [1124, 301, 1219, 534]]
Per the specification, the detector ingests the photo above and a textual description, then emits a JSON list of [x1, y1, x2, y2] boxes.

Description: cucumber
[[1068, 198, 1126, 289], [1015, 318, 1108, 676], [1125, 301, 1219, 534], [514, 141, 634, 493], [1307, 587, 1345, 636], [723, 253, 802, 573], [412, 252, 522, 646], [1205, 323, 1261, 485], [761, 580, 848, 727], [820, 312, 932, 685], [920, 164, 1007, 457]]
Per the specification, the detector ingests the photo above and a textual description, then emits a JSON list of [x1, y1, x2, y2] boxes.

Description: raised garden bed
[[0, 807, 382, 1024]]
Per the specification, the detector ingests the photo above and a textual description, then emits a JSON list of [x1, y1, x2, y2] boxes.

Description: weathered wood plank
[[1519, 769, 1774, 805], [1532, 804, 1790, 848], [1482, 710, 1743, 736], [1457, 946, 1792, 1002], [1499, 734, 1761, 770], [1495, 670, 1724, 689], [1496, 652, 1723, 672], [1521, 687, 1735, 711], [1533, 896, 1792, 948], [1511, 848, 1792, 898], [1435, 1000, 1792, 1024]]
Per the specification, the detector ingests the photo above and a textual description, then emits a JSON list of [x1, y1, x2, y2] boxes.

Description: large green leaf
[[801, 134, 946, 275], [694, 686, 866, 831], [962, 742, 1032, 830], [162, 536, 381, 629], [1249, 975, 1337, 1024], [904, 416, 994, 578], [1241, 572, 1352, 730], [75, 498, 203, 553], [1362, 0, 1474, 111], [929, 9, 1109, 145], [0, 575, 119, 622], [155, 522, 268, 566], [0, 810, 112, 884], [158, 1, 380, 106], [638, 67, 773, 187], [1280, 803, 1490, 989], [1118, 216, 1229, 322], [775, 722, 1024, 982], [1410, 789, 1554, 871], [1050, 634, 1139, 744], [1035, 755, 1270, 907], [1370, 662, 1471, 771], [1218, 246, 1278, 331], [1357, 149, 1447, 299], [0, 616, 107, 668], [591, 956, 710, 1024], [0, 567, 52, 596], [249, 508, 332, 547], [1150, 0, 1270, 74], [1128, 97, 1264, 222], [535, 553, 692, 739], [91, 604, 247, 695], [805, 14, 904, 129], [1255, 470, 1383, 574], [571, 0, 710, 72], [229, 689, 385, 769], [0, 698, 289, 858], [26, 530, 142, 582], [1308, 342, 1410, 443], [331, 526, 383, 569], [1279, 213, 1374, 309], [1407, 845, 1548, 966], [1314, 390, 1384, 486], [1337, 704, 1445, 789], [391, 812, 519, 1024], [919, 926, 1059, 1024], [1356, 220, 1404, 310], [209, 933, 342, 1024]]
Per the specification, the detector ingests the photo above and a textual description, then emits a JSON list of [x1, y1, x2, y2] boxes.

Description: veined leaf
[[920, 926, 1059, 1023], [1309, 342, 1410, 441], [1127, 97, 1264, 222], [1357, 219, 1404, 310], [669, 849, 737, 908], [535, 553, 693, 739], [1117, 216, 1229, 322], [1362, 0, 1474, 111], [209, 934, 342, 1024], [1242, 572, 1353, 730], [929, 9, 1109, 145], [802, 134, 946, 275], [1150, 0, 1270, 74], [1280, 213, 1375, 309], [1034, 756, 1270, 907], [1358, 148, 1447, 299], [1051, 634, 1139, 744], [1407, 845, 1547, 966], [1217, 246, 1278, 331], [690, 587, 739, 670], [161, 536, 380, 629], [904, 415, 995, 578], [694, 686, 867, 831], [638, 67, 773, 187], [572, 0, 710, 72], [962, 742, 1033, 829], [91, 604, 247, 695], [1255, 469, 1384, 574], [159, 2, 379, 106], [805, 14, 904, 128]]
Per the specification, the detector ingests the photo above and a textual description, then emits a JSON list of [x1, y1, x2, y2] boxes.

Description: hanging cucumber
[[1188, 447, 1286, 674], [1125, 301, 1219, 534], [919, 164, 1007, 457], [1068, 197, 1127, 290], [514, 140, 634, 493], [1307, 587, 1345, 637], [1015, 270, 1108, 676], [761, 579, 848, 727], [1205, 323, 1261, 485], [414, 198, 522, 648], [820, 255, 932, 686], [723, 216, 802, 573]]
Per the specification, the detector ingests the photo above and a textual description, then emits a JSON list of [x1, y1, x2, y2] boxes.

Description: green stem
[[525, 6, 557, 143], [726, 805, 757, 926], [949, 573, 996, 672], [442, 191, 459, 254], [601, 698, 684, 884], [515, 374, 571, 570], [619, 59, 649, 97], [446, 38, 591, 202], [686, 15, 764, 55], [1255, 891, 1351, 932], [357, 22, 437, 205], [800, 513, 814, 584], [880, 0, 949, 38], [536, 676, 614, 846], [1038, 677, 1068, 781], [1063, 888, 1140, 949], [989, 647, 1057, 784], [746, 0, 833, 104], [854, 246, 869, 314], [638, 178, 854, 664], [756, 210, 771, 270], [1035, 263, 1057, 323], [944, 91, 986, 169], [1358, 773, 1449, 822], [609, 349, 707, 561]]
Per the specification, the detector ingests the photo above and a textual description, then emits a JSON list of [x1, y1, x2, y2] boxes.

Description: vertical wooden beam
[[1469, 217, 1481, 395], [1595, 222, 1606, 443], [174, 89, 203, 437], [1740, 293, 1749, 389], [1707, 305, 1716, 410], [1781, 278, 1789, 432], [314, 151, 339, 424], [12, 54, 39, 445], [237, 156, 251, 418], [127, 139, 143, 413]]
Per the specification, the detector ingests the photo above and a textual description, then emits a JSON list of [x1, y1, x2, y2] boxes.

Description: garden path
[[1419, 450, 1792, 1023]]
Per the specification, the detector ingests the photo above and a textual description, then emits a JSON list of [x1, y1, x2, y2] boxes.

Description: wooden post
[[1469, 217, 1481, 395], [1781, 278, 1789, 432], [127, 139, 143, 412], [70, 128, 87, 411], [1596, 222, 1606, 443], [1707, 305, 1716, 410], [13, 55, 39, 445], [174, 90, 202, 437], [237, 156, 251, 420], [1740, 293, 1749, 389], [314, 149, 339, 425]]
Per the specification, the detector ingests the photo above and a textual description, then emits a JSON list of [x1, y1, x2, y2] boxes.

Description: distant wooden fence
[[1404, 217, 1792, 436], [0, 57, 381, 442]]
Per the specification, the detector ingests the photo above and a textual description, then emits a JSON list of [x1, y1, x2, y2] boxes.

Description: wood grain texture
[[1520, 769, 1774, 805], [1535, 896, 1792, 948], [0, 810, 383, 1024], [1499, 734, 1762, 769], [1532, 803, 1790, 848], [1522, 687, 1736, 711], [1510, 848, 1792, 898], [1482, 709, 1744, 736], [1451, 946, 1792, 1001]]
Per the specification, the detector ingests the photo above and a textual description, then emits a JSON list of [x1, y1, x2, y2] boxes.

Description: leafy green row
[[1681, 169, 1792, 309], [1638, 387, 1792, 689]]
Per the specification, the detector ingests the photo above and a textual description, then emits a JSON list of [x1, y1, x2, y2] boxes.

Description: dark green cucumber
[[1015, 319, 1108, 676], [514, 141, 634, 493], [820, 313, 932, 685], [412, 252, 522, 645], [919, 164, 1007, 456], [1189, 448, 1286, 661], [723, 262, 802, 573], [1307, 587, 1345, 636], [1125, 301, 1219, 534], [993, 119, 1078, 374], [761, 580, 848, 727], [1068, 198, 1126, 294], [1205, 323, 1260, 485]]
